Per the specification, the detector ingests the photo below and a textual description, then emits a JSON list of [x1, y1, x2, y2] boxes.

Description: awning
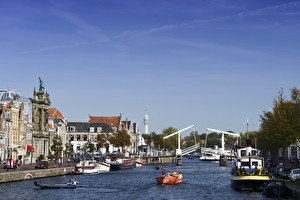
[[26, 145, 35, 152]]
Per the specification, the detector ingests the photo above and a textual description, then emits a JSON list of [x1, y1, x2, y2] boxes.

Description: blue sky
[[1, 0, 300, 135]]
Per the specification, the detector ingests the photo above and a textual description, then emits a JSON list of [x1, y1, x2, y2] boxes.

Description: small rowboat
[[34, 181, 77, 189], [156, 171, 183, 185]]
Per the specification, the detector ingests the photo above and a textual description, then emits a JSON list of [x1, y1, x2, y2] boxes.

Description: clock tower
[[31, 77, 51, 160]]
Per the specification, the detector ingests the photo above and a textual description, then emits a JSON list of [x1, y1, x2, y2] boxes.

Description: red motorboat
[[156, 171, 183, 185]]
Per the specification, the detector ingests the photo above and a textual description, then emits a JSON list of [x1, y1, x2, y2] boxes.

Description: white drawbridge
[[206, 128, 240, 154], [163, 125, 196, 156]]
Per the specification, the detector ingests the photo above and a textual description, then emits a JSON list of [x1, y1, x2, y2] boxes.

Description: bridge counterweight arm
[[163, 125, 195, 139]]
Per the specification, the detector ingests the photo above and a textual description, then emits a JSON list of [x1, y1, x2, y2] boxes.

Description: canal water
[[0, 158, 280, 200]]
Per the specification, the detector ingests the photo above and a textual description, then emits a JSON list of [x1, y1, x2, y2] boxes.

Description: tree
[[162, 127, 178, 150], [50, 135, 63, 161], [259, 88, 300, 158], [96, 133, 110, 151], [65, 141, 74, 158], [82, 140, 96, 155], [142, 132, 165, 150], [109, 130, 131, 153], [183, 131, 201, 148]]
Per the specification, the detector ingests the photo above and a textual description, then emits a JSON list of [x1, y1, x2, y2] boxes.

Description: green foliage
[[183, 131, 202, 148], [81, 140, 96, 155], [200, 132, 239, 149], [96, 133, 110, 150], [259, 87, 300, 153], [65, 141, 73, 158], [88, 140, 96, 154], [239, 131, 258, 148], [142, 132, 164, 150], [163, 127, 178, 150], [50, 135, 63, 160], [109, 130, 131, 152]]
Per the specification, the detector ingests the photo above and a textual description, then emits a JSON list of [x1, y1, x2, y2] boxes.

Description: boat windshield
[[241, 162, 249, 167]]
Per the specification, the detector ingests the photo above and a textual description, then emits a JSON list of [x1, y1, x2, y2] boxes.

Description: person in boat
[[68, 178, 77, 186], [162, 169, 170, 177]]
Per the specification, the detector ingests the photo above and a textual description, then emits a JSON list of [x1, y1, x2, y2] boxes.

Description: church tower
[[31, 77, 51, 160]]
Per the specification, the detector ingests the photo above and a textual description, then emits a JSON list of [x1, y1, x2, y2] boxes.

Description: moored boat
[[262, 180, 287, 197], [97, 161, 111, 173], [156, 171, 183, 185], [135, 159, 143, 167], [230, 139, 271, 190], [110, 158, 136, 171], [219, 154, 228, 166], [75, 160, 110, 174], [199, 152, 220, 161], [34, 181, 77, 189]]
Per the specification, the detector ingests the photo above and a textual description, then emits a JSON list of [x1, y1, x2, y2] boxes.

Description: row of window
[[68, 126, 102, 133], [67, 133, 97, 142]]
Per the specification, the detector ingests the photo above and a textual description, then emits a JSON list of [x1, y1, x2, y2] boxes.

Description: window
[[241, 150, 246, 156], [70, 126, 75, 132], [83, 135, 88, 141], [90, 127, 94, 133], [69, 135, 74, 141], [97, 127, 102, 132], [76, 134, 81, 141], [251, 150, 257, 156], [90, 135, 95, 142]]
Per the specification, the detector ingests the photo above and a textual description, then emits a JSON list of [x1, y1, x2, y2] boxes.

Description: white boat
[[75, 160, 110, 174], [230, 139, 271, 190], [135, 159, 144, 167], [97, 161, 111, 173], [199, 151, 220, 161]]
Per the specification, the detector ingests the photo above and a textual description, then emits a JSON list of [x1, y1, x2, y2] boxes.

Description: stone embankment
[[285, 181, 300, 199], [0, 163, 75, 183]]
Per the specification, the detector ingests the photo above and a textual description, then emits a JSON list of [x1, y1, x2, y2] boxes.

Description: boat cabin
[[233, 145, 265, 176]]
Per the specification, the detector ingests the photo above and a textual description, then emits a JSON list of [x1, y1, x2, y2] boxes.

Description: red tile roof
[[89, 115, 121, 130], [48, 108, 64, 119]]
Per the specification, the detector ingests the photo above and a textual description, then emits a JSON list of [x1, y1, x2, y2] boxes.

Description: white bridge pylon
[[206, 128, 240, 153], [164, 125, 195, 156]]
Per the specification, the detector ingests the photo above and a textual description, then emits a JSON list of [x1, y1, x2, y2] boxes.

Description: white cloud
[[51, 8, 110, 42]]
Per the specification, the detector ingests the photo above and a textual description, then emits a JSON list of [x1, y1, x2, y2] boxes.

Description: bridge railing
[[182, 143, 200, 156]]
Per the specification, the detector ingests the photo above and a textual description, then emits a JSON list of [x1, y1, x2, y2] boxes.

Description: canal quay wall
[[285, 181, 300, 199], [143, 155, 174, 164], [0, 167, 74, 183]]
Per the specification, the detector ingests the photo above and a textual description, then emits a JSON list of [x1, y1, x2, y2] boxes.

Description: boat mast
[[244, 118, 249, 139]]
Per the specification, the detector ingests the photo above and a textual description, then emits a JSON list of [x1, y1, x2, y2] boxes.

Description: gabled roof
[[48, 108, 65, 129], [89, 115, 121, 129], [48, 108, 64, 119]]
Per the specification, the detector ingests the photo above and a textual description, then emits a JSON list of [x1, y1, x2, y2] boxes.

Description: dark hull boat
[[110, 158, 136, 171], [262, 180, 288, 198], [231, 139, 270, 190], [34, 181, 77, 189], [219, 154, 228, 166]]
